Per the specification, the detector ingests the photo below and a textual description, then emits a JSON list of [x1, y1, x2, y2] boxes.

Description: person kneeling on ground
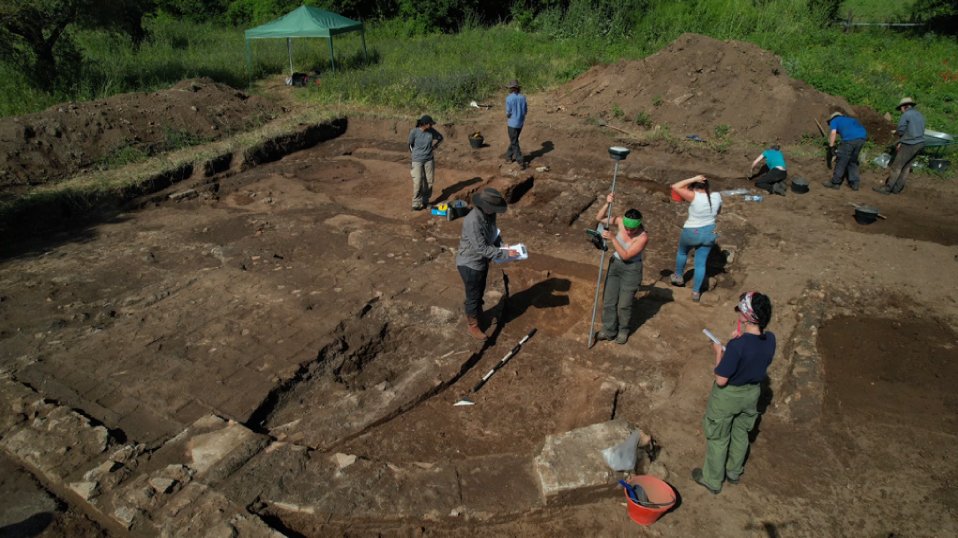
[[670, 175, 722, 303], [693, 291, 775, 495], [455, 188, 519, 341], [875, 97, 926, 195], [748, 145, 788, 196], [594, 193, 649, 345], [823, 111, 867, 191], [408, 115, 444, 211]]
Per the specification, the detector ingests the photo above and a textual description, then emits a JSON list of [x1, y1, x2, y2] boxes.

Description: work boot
[[466, 316, 487, 341], [726, 472, 741, 485], [772, 182, 787, 196], [670, 273, 685, 287], [822, 181, 840, 190], [520, 160, 528, 171], [595, 331, 616, 342], [849, 182, 860, 191], [872, 186, 891, 195], [692, 468, 721, 495], [616, 332, 629, 345]]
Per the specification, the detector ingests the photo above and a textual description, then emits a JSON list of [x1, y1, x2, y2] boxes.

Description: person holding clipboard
[[456, 188, 520, 341]]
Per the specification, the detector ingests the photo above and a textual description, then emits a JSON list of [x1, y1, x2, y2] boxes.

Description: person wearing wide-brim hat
[[408, 115, 444, 211], [504, 79, 528, 170], [455, 188, 519, 341], [875, 97, 926, 195], [822, 111, 867, 191]]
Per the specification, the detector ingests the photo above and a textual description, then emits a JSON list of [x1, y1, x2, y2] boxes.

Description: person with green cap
[[456, 188, 520, 341], [823, 111, 867, 191], [593, 193, 649, 345], [692, 291, 775, 495], [875, 97, 926, 195], [408, 115, 444, 211], [505, 79, 528, 170]]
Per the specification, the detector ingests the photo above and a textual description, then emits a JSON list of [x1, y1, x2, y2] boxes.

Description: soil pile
[[557, 33, 895, 145], [0, 78, 280, 188]]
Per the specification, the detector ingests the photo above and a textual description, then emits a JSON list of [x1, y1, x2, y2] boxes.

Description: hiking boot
[[872, 186, 891, 195], [692, 468, 721, 495], [615, 332, 629, 345], [772, 182, 787, 196], [822, 181, 840, 190], [692, 292, 702, 303], [520, 161, 528, 171], [412, 203, 423, 211], [466, 315, 487, 341], [849, 183, 860, 191], [670, 273, 685, 287], [595, 331, 616, 342], [726, 472, 741, 485]]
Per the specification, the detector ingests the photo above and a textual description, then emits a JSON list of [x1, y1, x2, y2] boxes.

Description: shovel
[[454, 329, 537, 406]]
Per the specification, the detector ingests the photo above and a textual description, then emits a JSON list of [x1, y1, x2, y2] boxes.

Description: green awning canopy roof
[[245, 5, 363, 39], [244, 5, 367, 79]]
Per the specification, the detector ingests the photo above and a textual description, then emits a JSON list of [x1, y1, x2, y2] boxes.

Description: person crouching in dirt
[[505, 79, 528, 170], [692, 291, 775, 495], [456, 188, 520, 341], [875, 97, 926, 195], [748, 145, 788, 196], [823, 111, 867, 191], [594, 193, 649, 345], [408, 115, 444, 211], [670, 175, 722, 303]]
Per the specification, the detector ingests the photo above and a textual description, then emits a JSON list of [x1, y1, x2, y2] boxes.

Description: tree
[[0, 0, 151, 91]]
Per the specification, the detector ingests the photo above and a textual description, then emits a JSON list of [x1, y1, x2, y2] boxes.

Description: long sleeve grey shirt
[[897, 108, 926, 145], [408, 127, 443, 163], [456, 208, 508, 270]]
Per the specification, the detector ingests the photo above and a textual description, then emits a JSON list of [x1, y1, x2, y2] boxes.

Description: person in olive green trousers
[[692, 291, 775, 494]]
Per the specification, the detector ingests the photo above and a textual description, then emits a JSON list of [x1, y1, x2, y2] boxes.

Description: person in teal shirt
[[748, 145, 788, 196]]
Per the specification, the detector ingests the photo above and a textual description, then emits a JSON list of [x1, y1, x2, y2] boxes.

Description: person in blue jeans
[[670, 175, 722, 302], [505, 79, 528, 170], [823, 111, 867, 191]]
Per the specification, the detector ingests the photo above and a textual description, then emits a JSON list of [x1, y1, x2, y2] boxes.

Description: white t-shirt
[[684, 192, 722, 228]]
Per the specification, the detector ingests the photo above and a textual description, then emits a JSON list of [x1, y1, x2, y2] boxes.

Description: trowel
[[454, 329, 537, 406]]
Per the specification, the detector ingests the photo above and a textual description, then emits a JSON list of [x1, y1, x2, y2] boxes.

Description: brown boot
[[466, 315, 487, 341]]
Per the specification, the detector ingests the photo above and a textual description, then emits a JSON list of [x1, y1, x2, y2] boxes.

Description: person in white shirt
[[670, 175, 723, 302]]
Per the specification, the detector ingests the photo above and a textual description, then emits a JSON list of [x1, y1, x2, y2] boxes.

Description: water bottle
[[743, 195, 763, 202]]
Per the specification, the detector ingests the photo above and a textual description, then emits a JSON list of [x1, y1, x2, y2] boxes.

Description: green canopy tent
[[245, 5, 368, 83]]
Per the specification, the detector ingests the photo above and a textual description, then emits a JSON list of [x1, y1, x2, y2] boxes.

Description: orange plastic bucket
[[670, 188, 685, 202], [623, 476, 676, 526]]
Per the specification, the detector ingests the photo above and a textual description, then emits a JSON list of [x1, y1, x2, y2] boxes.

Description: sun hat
[[472, 188, 508, 214], [417, 115, 436, 126], [827, 112, 844, 121], [896, 97, 917, 110], [506, 79, 520, 89]]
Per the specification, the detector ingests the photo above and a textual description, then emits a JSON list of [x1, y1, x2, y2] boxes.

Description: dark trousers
[[458, 264, 488, 318], [886, 142, 924, 193], [506, 126, 523, 163], [755, 168, 787, 193], [601, 257, 643, 335], [831, 138, 865, 186]]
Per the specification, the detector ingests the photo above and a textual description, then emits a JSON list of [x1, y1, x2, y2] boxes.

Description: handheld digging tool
[[454, 329, 537, 406], [588, 147, 631, 348]]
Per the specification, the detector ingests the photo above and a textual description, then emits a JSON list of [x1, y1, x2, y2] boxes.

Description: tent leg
[[246, 39, 251, 90], [362, 30, 368, 65], [288, 38, 293, 75], [329, 37, 336, 73]]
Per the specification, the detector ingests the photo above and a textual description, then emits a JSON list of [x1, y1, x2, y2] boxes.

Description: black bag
[[291, 72, 309, 87]]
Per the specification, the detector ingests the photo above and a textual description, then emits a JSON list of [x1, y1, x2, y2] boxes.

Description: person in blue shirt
[[823, 111, 867, 191], [505, 79, 528, 170], [692, 291, 775, 495], [875, 97, 926, 195], [748, 145, 788, 196]]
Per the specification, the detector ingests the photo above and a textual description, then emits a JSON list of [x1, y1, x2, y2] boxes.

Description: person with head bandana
[[692, 291, 775, 495], [593, 193, 649, 345]]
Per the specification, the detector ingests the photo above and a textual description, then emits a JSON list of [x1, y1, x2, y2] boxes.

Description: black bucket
[[446, 200, 470, 221], [929, 159, 951, 172], [791, 177, 809, 194], [854, 206, 880, 225], [469, 135, 484, 149]]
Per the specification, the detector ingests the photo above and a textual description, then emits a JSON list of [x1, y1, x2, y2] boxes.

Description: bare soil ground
[[1, 35, 957, 538], [0, 78, 280, 188]]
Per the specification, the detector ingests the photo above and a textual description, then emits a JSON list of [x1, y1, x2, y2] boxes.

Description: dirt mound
[[558, 33, 895, 145], [0, 78, 281, 188]]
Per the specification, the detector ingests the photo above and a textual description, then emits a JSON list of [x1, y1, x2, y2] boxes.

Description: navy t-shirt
[[715, 333, 776, 386]]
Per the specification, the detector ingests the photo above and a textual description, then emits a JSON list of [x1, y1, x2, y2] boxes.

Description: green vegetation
[[1, 0, 957, 138], [652, 95, 663, 107], [714, 123, 731, 139], [635, 111, 652, 127], [611, 102, 624, 120]]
